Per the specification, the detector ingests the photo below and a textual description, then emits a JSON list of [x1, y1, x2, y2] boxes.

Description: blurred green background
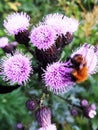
[[0, 0, 98, 130]]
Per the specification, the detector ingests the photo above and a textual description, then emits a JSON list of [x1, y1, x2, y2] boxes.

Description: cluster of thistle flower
[[26, 98, 96, 130], [71, 99, 96, 118], [0, 12, 97, 129]]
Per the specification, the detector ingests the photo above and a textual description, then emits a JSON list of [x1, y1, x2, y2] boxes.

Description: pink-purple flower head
[[3, 12, 30, 35], [30, 24, 56, 50], [11, 41, 18, 47], [36, 106, 57, 130], [71, 43, 98, 75], [0, 51, 32, 85], [0, 37, 9, 48], [65, 17, 79, 33], [43, 13, 79, 36], [43, 62, 74, 94], [36, 106, 51, 127], [38, 124, 57, 130]]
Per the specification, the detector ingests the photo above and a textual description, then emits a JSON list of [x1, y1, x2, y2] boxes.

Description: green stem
[[40, 93, 46, 106], [54, 93, 81, 109]]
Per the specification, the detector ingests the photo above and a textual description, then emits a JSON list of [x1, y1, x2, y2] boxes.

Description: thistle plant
[[0, 11, 97, 130]]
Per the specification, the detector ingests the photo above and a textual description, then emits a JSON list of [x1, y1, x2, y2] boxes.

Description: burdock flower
[[43, 13, 79, 35], [35, 106, 57, 130], [0, 37, 8, 48], [3, 12, 30, 35], [30, 24, 56, 50], [43, 62, 74, 94], [0, 51, 32, 85]]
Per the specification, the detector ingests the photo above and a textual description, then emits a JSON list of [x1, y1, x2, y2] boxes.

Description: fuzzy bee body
[[69, 54, 89, 83], [72, 66, 88, 83]]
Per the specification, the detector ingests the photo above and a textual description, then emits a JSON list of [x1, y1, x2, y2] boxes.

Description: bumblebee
[[70, 54, 89, 83]]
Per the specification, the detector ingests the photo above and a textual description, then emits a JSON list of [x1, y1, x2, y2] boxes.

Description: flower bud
[[90, 104, 96, 110], [65, 32, 73, 44], [80, 99, 89, 107], [14, 123, 25, 130], [56, 32, 73, 49], [26, 99, 37, 111], [35, 106, 57, 130], [83, 105, 97, 118], [35, 106, 51, 127], [3, 44, 15, 53], [71, 108, 78, 116]]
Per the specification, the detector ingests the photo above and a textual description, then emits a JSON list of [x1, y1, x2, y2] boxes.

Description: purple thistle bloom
[[71, 43, 98, 75], [0, 51, 32, 85], [65, 17, 79, 33], [0, 37, 9, 48], [80, 99, 89, 107], [36, 106, 57, 130], [3, 12, 30, 35], [90, 104, 96, 110], [88, 109, 96, 118], [43, 62, 74, 94], [11, 41, 18, 47], [30, 24, 56, 50], [38, 124, 57, 130], [43, 13, 79, 35], [83, 104, 97, 118], [36, 106, 51, 127]]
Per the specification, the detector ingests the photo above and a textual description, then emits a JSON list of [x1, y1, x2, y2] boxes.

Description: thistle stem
[[40, 93, 46, 106], [54, 93, 82, 109]]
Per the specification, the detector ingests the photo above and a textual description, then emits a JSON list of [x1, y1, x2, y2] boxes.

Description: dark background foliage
[[0, 0, 98, 130]]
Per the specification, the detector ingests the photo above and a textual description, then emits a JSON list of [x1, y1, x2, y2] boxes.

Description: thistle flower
[[0, 37, 8, 48], [80, 99, 97, 118], [36, 106, 51, 127], [71, 43, 98, 75], [0, 37, 16, 53], [65, 17, 79, 33], [88, 109, 96, 118], [3, 12, 30, 35], [43, 62, 74, 94], [36, 106, 57, 130], [0, 51, 32, 85], [11, 41, 18, 47], [43, 13, 79, 35], [38, 124, 57, 130], [30, 24, 56, 50], [83, 104, 97, 118]]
